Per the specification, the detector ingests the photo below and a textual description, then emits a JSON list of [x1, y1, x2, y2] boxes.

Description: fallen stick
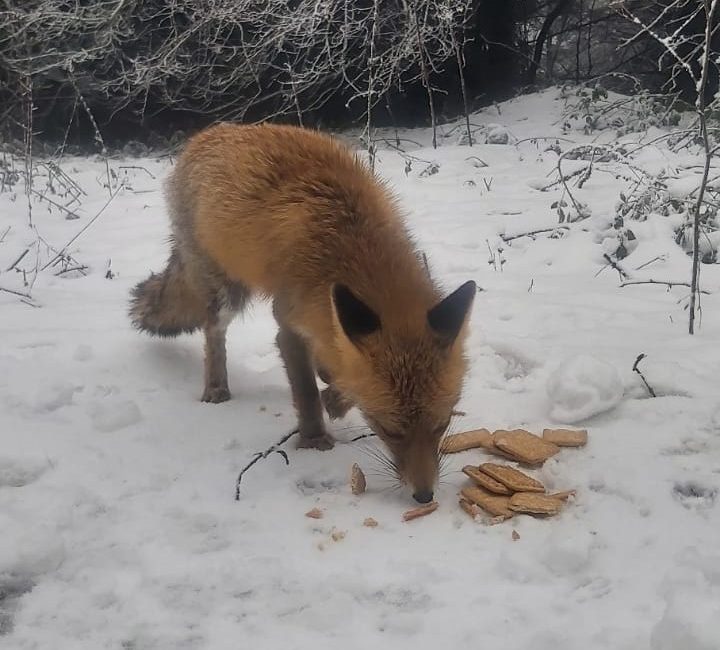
[[234, 428, 298, 500], [501, 226, 569, 243], [620, 279, 711, 294], [632, 353, 657, 398]]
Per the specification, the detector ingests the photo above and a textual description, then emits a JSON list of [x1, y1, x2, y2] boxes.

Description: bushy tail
[[129, 251, 206, 337]]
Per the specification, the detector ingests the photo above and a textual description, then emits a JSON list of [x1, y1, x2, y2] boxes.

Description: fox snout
[[412, 489, 435, 504], [397, 436, 440, 504]]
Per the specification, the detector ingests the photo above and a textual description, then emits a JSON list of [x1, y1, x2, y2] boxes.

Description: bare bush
[[616, 0, 720, 333], [0, 0, 474, 144]]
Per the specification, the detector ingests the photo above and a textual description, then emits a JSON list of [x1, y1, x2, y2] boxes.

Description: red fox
[[129, 123, 475, 503]]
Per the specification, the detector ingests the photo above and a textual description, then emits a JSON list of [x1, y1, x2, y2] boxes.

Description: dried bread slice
[[508, 492, 563, 515], [493, 429, 560, 465], [462, 465, 512, 495], [461, 486, 514, 519], [440, 428, 493, 453], [479, 463, 545, 493], [542, 428, 588, 447]]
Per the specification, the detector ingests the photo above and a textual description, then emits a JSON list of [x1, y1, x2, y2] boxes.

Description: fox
[[129, 122, 476, 504]]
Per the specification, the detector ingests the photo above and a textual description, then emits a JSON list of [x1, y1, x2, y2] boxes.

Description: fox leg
[[202, 304, 231, 403], [274, 326, 334, 451], [202, 284, 247, 403]]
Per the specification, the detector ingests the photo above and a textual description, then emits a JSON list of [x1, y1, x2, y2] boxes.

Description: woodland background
[[1, 0, 717, 151]]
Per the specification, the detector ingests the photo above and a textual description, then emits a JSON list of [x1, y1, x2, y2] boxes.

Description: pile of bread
[[442, 428, 587, 524]]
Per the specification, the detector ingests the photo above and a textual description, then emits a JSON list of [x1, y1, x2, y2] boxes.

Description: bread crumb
[[350, 463, 366, 495], [402, 501, 439, 521]]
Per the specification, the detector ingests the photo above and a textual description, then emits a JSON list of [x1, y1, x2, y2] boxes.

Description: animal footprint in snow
[[673, 481, 717, 511], [0, 456, 48, 487]]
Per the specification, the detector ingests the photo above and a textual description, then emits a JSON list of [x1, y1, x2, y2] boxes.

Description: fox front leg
[[275, 325, 335, 451]]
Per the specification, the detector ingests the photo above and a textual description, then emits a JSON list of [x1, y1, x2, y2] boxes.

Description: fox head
[[330, 280, 476, 504]]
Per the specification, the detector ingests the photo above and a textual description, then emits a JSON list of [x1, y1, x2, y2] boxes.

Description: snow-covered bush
[[0, 0, 477, 145], [560, 82, 683, 137]]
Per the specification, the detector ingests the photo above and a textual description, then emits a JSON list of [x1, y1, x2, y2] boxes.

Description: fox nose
[[412, 489, 434, 504]]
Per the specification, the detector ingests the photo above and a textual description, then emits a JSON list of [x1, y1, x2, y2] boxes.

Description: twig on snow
[[634, 255, 668, 271], [602, 253, 630, 280], [0, 286, 40, 306], [54, 265, 89, 277], [6, 248, 29, 271], [118, 165, 157, 179], [501, 226, 570, 242], [514, 136, 577, 147], [465, 155, 488, 168], [620, 279, 711, 294], [632, 354, 656, 398], [30, 188, 82, 220], [234, 428, 298, 500]]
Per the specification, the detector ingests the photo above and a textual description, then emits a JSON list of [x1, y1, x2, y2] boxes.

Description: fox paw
[[297, 430, 335, 451], [202, 385, 231, 403]]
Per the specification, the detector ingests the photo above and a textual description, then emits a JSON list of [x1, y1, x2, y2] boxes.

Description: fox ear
[[331, 284, 381, 342], [427, 280, 476, 344]]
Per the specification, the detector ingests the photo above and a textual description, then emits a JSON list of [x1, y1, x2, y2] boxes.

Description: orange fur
[[132, 122, 476, 500]]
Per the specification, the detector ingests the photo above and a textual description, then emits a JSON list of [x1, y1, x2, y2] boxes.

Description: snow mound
[[486, 124, 511, 144], [546, 355, 623, 422]]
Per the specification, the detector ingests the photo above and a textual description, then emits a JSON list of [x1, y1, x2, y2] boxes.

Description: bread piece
[[460, 486, 514, 518], [459, 498, 483, 519], [479, 463, 545, 493], [402, 501, 439, 521], [493, 429, 560, 465], [305, 507, 323, 519], [508, 492, 563, 515], [549, 490, 576, 501], [350, 463, 366, 495], [363, 517, 379, 527], [440, 428, 493, 453], [542, 428, 588, 447], [487, 515, 512, 525], [462, 465, 512, 495]]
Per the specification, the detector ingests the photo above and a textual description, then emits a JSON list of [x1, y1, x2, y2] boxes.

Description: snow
[[546, 355, 624, 423], [1, 88, 720, 649]]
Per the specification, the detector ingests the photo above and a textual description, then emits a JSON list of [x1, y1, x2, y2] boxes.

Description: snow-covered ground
[[1, 89, 720, 650]]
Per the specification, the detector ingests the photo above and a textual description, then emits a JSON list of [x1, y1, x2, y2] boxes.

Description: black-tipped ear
[[332, 284, 381, 342], [428, 280, 476, 343]]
